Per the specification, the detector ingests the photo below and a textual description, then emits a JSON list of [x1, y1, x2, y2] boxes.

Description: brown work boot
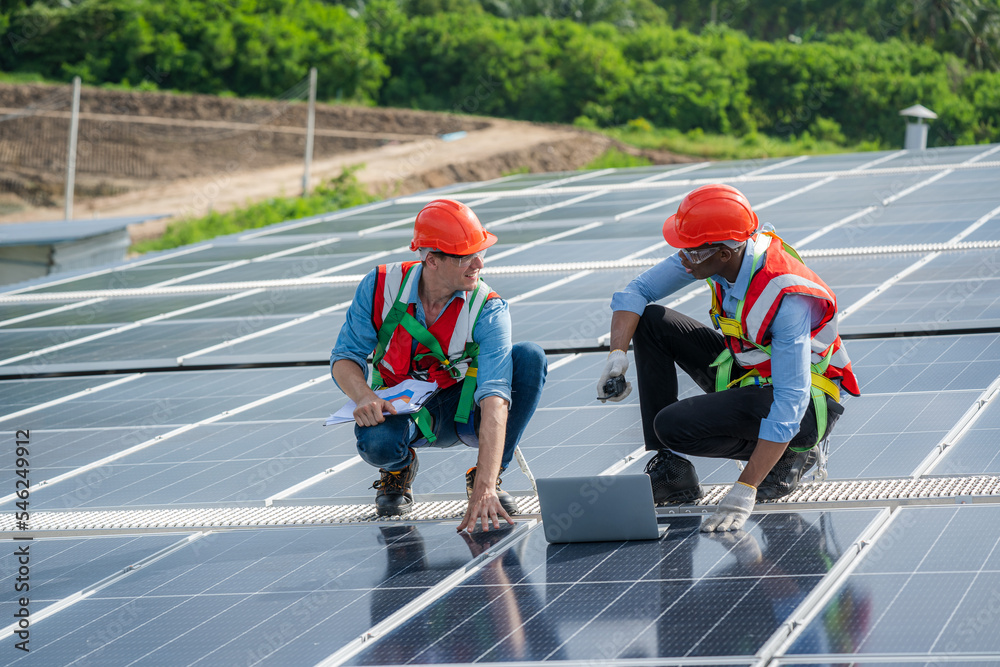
[[465, 466, 519, 516], [372, 448, 419, 517]]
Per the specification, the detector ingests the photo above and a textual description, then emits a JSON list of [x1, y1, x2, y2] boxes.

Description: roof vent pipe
[[899, 104, 938, 150]]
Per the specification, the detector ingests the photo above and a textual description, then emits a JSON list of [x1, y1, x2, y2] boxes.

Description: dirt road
[[0, 83, 688, 240], [98, 120, 615, 240]]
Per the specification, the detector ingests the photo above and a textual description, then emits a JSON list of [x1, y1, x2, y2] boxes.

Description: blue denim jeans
[[355, 342, 547, 472]]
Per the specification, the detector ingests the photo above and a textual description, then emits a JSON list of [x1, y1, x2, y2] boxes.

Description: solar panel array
[[3, 144, 1000, 665]]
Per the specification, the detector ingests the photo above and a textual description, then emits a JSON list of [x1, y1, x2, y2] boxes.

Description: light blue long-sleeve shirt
[[611, 246, 827, 443], [331, 263, 513, 406]]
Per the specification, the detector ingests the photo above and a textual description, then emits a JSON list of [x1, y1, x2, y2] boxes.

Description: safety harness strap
[[707, 231, 841, 450], [710, 346, 840, 449], [371, 266, 421, 388], [455, 351, 478, 425], [455, 284, 491, 425], [410, 406, 437, 443], [371, 270, 488, 435], [709, 233, 771, 338]]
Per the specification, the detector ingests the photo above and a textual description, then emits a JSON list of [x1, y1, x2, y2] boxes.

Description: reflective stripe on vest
[[708, 232, 861, 397], [372, 261, 497, 389]]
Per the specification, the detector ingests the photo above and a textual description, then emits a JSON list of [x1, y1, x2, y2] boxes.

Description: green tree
[[478, 0, 659, 27], [4, 0, 387, 100], [946, 0, 1000, 69]]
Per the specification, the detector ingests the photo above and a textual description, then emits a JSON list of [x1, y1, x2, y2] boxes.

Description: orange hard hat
[[410, 199, 498, 255], [662, 184, 758, 248]]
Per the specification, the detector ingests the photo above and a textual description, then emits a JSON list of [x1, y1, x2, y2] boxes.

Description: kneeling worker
[[331, 199, 547, 531], [597, 184, 859, 532]]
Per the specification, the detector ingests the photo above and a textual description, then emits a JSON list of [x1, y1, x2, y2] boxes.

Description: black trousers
[[632, 305, 842, 459]]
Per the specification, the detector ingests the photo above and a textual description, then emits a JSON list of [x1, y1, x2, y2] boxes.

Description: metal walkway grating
[[7, 476, 1000, 535]]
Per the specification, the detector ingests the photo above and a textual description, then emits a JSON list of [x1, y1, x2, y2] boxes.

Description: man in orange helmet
[[331, 199, 547, 531], [598, 184, 859, 531]]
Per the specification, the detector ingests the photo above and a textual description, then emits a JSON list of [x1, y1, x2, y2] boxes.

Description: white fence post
[[64, 76, 81, 220], [302, 67, 317, 196]]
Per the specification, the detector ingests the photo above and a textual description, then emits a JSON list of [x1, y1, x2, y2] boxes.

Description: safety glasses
[[435, 249, 487, 267], [679, 246, 721, 264]]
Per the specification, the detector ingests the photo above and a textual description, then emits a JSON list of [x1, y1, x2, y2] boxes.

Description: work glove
[[701, 481, 756, 532], [596, 349, 631, 403]]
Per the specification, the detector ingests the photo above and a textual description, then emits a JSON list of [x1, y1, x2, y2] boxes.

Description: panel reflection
[[789, 505, 1000, 657], [350, 509, 880, 663]]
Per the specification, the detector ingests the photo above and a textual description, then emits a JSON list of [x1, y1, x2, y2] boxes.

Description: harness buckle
[[713, 313, 744, 339]]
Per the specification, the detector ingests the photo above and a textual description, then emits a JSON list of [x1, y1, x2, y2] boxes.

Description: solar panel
[[766, 151, 902, 174], [187, 312, 349, 365], [902, 179, 1000, 210], [264, 207, 426, 236], [844, 282, 1000, 331], [784, 505, 1000, 659], [175, 255, 370, 283], [0, 326, 119, 362], [7, 523, 524, 666], [0, 427, 175, 479], [927, 398, 1000, 475], [540, 336, 1000, 486], [28, 265, 222, 292], [346, 509, 882, 663], [0, 294, 222, 328], [0, 533, 192, 616], [3, 144, 1000, 667], [961, 220, 1000, 243], [193, 285, 358, 318], [0, 376, 112, 413], [570, 165, 705, 186], [0, 301, 95, 324], [147, 242, 310, 264], [20, 422, 349, 510], [3, 317, 299, 373], [3, 367, 321, 429], [490, 238, 655, 266]]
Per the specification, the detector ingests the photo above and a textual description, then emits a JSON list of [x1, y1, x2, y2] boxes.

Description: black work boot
[[644, 450, 705, 504], [756, 447, 817, 501], [372, 448, 419, 517], [466, 466, 519, 516]]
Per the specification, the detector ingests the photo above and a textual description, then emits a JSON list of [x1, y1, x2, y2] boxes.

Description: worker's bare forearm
[[609, 310, 641, 352], [738, 438, 788, 487], [331, 359, 378, 405], [474, 395, 509, 489]]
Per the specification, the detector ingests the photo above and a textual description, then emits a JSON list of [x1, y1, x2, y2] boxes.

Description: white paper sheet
[[325, 379, 438, 426]]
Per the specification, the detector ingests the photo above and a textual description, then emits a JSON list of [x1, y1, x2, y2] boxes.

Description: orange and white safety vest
[[371, 260, 499, 393], [708, 231, 861, 399]]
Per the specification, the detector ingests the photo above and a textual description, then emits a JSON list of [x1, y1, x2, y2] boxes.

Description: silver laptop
[[536, 474, 668, 544]]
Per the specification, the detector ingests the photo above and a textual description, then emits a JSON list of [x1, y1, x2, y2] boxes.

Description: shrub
[[626, 117, 654, 132], [582, 148, 653, 169], [131, 168, 376, 254]]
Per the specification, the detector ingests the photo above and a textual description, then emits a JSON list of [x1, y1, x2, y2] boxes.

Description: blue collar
[[715, 242, 755, 293]]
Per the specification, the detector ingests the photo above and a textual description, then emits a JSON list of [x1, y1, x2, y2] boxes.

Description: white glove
[[596, 350, 632, 403], [701, 482, 756, 532]]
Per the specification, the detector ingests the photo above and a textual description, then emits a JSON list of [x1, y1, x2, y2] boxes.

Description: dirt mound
[[0, 82, 693, 233], [0, 83, 486, 135], [1, 83, 484, 212]]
